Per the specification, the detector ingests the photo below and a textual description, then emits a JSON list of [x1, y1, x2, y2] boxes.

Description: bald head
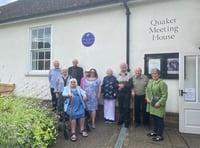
[[120, 62, 128, 73], [53, 60, 60, 69], [72, 59, 78, 67], [135, 67, 142, 77]]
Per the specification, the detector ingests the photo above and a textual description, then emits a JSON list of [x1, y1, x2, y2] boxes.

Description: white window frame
[[27, 25, 52, 75]]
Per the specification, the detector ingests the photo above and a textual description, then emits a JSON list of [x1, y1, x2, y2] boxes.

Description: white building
[[0, 0, 200, 134]]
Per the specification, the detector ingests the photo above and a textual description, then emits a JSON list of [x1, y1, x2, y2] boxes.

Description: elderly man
[[68, 59, 83, 85], [131, 67, 149, 129], [117, 62, 133, 128], [48, 60, 61, 111]]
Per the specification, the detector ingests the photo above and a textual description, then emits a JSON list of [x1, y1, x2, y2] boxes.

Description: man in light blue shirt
[[48, 60, 61, 111]]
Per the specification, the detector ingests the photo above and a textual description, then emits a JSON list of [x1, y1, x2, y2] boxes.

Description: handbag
[[151, 83, 160, 107], [151, 97, 159, 106]]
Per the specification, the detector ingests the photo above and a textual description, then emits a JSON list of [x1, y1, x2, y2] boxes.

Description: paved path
[[51, 119, 200, 148]]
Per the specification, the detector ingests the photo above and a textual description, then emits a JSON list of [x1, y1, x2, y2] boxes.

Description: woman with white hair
[[54, 67, 71, 118], [62, 78, 88, 142], [102, 68, 118, 123]]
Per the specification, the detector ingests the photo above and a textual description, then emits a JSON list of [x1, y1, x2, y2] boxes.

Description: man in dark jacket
[[68, 59, 83, 85]]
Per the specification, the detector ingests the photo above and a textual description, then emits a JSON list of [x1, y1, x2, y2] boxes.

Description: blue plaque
[[82, 32, 95, 47]]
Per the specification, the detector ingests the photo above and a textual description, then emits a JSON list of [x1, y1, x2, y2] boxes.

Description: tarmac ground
[[50, 117, 200, 148]]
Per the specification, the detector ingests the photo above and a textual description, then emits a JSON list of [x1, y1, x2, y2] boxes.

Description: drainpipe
[[123, 0, 131, 71]]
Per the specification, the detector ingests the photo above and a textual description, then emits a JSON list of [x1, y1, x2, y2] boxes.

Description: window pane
[[38, 28, 44, 38], [32, 41, 38, 49], [38, 60, 44, 70], [45, 38, 51, 48], [31, 30, 38, 49], [32, 60, 37, 70], [32, 30, 37, 39], [39, 52, 44, 59], [45, 28, 51, 36], [45, 60, 50, 70], [32, 51, 37, 60], [45, 51, 50, 59], [38, 39, 44, 49]]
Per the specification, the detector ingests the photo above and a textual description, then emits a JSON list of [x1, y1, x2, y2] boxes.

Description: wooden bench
[[0, 83, 15, 96]]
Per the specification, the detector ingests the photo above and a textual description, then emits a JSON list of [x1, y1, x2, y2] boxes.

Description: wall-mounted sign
[[144, 52, 179, 79], [81, 32, 95, 47]]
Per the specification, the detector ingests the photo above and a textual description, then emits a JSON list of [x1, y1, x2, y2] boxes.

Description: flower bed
[[0, 96, 57, 147]]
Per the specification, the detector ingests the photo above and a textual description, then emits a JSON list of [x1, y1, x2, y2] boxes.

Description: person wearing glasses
[[54, 67, 72, 119], [146, 68, 168, 142], [83, 68, 101, 129], [63, 78, 88, 142]]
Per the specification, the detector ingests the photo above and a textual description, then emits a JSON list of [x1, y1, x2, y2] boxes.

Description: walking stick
[[69, 94, 74, 130]]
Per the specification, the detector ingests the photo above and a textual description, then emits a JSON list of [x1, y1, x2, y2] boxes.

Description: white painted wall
[[0, 0, 200, 112], [129, 0, 200, 112]]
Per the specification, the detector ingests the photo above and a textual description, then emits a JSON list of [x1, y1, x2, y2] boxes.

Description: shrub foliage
[[0, 96, 57, 148]]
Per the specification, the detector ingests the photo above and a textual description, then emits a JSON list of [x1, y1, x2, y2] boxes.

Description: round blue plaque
[[82, 32, 95, 47]]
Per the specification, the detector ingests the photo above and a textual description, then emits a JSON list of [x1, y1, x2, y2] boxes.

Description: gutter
[[123, 0, 131, 71]]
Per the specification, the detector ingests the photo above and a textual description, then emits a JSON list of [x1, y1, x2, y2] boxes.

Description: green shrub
[[0, 96, 58, 148]]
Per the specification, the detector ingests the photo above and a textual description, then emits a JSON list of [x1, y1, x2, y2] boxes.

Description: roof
[[0, 0, 124, 24]]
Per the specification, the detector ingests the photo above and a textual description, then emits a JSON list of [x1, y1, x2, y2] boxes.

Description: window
[[30, 26, 51, 71]]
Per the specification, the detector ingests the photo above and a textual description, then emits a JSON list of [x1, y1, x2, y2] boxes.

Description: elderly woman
[[83, 68, 101, 129], [62, 78, 88, 142], [54, 67, 71, 118], [101, 68, 118, 123], [146, 68, 168, 142]]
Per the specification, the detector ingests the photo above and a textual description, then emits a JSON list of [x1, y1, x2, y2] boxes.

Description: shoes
[[152, 136, 164, 142], [147, 132, 157, 137], [105, 119, 114, 123], [70, 133, 77, 142], [79, 130, 88, 137], [92, 123, 96, 129]]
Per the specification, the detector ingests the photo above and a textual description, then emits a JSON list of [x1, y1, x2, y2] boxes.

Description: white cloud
[[0, 0, 18, 6]]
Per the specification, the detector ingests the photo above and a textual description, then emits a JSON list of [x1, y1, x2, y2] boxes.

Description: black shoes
[[152, 136, 164, 142]]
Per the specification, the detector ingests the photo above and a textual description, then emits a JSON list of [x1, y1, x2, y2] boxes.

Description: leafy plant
[[0, 96, 58, 148]]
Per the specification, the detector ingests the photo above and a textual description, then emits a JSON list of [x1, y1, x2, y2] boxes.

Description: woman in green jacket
[[146, 68, 168, 141]]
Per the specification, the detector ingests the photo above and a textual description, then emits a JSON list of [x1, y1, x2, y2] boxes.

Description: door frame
[[179, 52, 200, 134]]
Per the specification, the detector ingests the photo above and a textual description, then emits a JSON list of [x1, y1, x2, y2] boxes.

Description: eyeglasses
[[70, 81, 76, 83]]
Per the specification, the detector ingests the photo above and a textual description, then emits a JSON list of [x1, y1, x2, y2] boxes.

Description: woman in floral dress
[[83, 68, 101, 129]]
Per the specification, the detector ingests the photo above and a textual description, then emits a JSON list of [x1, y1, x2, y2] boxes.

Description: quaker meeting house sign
[[81, 32, 95, 47]]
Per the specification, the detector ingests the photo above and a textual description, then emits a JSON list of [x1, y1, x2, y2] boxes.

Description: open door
[[179, 52, 200, 134]]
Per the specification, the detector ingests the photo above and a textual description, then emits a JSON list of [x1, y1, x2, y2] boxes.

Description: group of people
[[48, 59, 168, 142]]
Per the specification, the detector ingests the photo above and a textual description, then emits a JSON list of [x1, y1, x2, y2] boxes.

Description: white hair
[[69, 78, 78, 85]]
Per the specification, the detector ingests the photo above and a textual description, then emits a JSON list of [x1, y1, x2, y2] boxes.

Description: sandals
[[152, 136, 164, 142], [80, 130, 88, 137], [147, 132, 157, 137], [70, 133, 77, 142]]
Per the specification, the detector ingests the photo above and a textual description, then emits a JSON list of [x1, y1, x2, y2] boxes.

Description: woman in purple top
[[83, 68, 101, 129]]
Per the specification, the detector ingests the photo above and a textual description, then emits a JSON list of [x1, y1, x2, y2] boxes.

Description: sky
[[0, 0, 18, 6]]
